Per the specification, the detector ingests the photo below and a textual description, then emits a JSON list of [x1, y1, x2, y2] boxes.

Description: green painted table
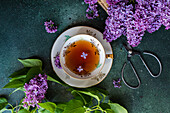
[[0, 0, 170, 113]]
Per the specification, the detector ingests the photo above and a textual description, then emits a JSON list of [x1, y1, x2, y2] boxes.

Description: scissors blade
[[123, 43, 132, 52]]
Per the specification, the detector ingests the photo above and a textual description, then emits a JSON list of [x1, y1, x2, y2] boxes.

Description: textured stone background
[[0, 0, 170, 113]]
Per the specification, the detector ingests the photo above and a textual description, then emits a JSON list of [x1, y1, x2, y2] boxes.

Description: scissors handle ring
[[121, 61, 141, 89], [141, 52, 162, 77]]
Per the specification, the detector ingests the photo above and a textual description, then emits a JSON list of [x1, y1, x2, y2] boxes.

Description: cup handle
[[106, 54, 114, 59]]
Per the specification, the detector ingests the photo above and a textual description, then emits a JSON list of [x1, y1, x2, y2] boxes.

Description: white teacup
[[60, 34, 113, 79]]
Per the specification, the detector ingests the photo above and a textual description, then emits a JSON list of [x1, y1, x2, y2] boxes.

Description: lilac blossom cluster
[[22, 74, 48, 109], [54, 54, 62, 69], [84, 0, 99, 19], [103, 1, 127, 42], [44, 20, 57, 33], [158, 0, 170, 30], [103, 0, 170, 47]]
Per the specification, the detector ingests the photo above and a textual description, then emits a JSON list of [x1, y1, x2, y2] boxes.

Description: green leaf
[[55, 108, 63, 113], [0, 97, 8, 110], [56, 103, 67, 110], [18, 109, 29, 113], [100, 103, 111, 110], [68, 88, 93, 106], [30, 107, 38, 113], [18, 59, 42, 67], [86, 89, 102, 101], [85, 88, 103, 100], [78, 91, 100, 103], [96, 93, 103, 101], [95, 88, 108, 102], [71, 90, 88, 105], [63, 99, 85, 113], [25, 67, 42, 83], [100, 93, 107, 103], [0, 108, 13, 113], [47, 76, 65, 86], [8, 68, 30, 78], [20, 98, 25, 105], [38, 102, 57, 113], [105, 109, 114, 113], [38, 107, 51, 113], [9, 87, 25, 96], [94, 110, 102, 113], [65, 35, 71, 42], [86, 88, 108, 103], [3, 79, 25, 89], [88, 87, 108, 95], [9, 75, 27, 82], [108, 103, 128, 113]]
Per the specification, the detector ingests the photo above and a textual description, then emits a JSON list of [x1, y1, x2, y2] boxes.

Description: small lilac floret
[[81, 52, 88, 59], [113, 78, 121, 88], [44, 20, 57, 33], [77, 66, 83, 72]]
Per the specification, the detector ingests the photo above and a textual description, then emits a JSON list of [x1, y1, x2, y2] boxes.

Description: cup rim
[[59, 34, 106, 80]]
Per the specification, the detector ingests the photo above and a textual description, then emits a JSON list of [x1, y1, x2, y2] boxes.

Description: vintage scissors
[[121, 43, 162, 89]]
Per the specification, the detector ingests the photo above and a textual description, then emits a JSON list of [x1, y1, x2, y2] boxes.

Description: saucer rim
[[51, 26, 113, 88]]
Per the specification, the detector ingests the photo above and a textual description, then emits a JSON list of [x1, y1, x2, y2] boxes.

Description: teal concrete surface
[[0, 0, 170, 113]]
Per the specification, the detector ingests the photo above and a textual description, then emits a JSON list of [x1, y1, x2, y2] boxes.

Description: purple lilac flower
[[113, 78, 121, 88], [86, 4, 99, 19], [103, 1, 144, 46], [84, 0, 98, 4], [106, 0, 126, 5], [55, 54, 62, 69], [22, 74, 48, 109], [135, 0, 162, 33], [44, 20, 57, 33], [160, 0, 170, 30], [103, 0, 169, 47], [106, 0, 117, 5], [125, 4, 146, 47], [84, 0, 99, 19], [103, 2, 127, 42], [125, 0, 163, 46]]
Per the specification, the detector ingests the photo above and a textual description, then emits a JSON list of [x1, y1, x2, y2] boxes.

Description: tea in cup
[[60, 34, 113, 79]]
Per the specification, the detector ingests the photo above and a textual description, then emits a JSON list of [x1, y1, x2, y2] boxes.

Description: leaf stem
[[8, 103, 14, 109], [86, 105, 104, 112], [32, 107, 38, 113], [13, 105, 23, 111], [76, 91, 87, 105], [87, 108, 99, 112], [103, 97, 105, 103], [28, 106, 30, 111], [91, 105, 99, 109]]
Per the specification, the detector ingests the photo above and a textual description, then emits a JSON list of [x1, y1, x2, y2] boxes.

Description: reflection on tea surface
[[65, 40, 99, 75]]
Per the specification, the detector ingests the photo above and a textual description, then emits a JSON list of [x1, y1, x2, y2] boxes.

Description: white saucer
[[51, 26, 113, 88]]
